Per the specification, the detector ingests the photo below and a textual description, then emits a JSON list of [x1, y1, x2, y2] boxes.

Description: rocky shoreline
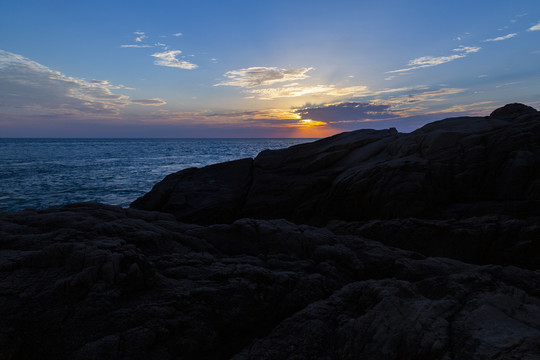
[[1, 104, 540, 359]]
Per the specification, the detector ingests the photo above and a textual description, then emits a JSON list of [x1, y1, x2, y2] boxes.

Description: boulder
[[131, 158, 253, 224]]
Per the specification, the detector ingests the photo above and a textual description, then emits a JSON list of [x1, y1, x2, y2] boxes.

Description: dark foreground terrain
[[1, 104, 540, 359]]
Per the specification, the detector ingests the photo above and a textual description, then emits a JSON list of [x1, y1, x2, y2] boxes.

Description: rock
[[131, 104, 540, 224], [1, 203, 540, 359], [489, 103, 539, 121], [3, 104, 540, 359], [327, 216, 540, 270], [131, 158, 253, 224]]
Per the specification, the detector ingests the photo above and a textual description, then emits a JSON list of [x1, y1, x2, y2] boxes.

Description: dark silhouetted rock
[[132, 103, 540, 225], [489, 102, 539, 120], [1, 203, 540, 359], [131, 158, 253, 224], [328, 216, 540, 270], [3, 104, 540, 359]]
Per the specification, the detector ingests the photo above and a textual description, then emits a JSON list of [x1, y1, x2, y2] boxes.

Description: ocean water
[[0, 138, 315, 212]]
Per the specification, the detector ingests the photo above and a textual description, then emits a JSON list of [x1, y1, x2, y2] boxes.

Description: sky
[[1, 0, 540, 138]]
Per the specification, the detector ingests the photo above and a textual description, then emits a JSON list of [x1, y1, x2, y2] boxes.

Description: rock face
[[2, 104, 540, 359], [132, 103, 540, 225], [1, 203, 540, 359], [131, 158, 253, 225]]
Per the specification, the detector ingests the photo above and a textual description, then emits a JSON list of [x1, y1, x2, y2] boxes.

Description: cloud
[[206, 108, 300, 120], [129, 99, 167, 106], [215, 67, 313, 87], [245, 84, 369, 100], [529, 21, 540, 31], [388, 46, 480, 73], [121, 44, 153, 48], [294, 102, 397, 123], [373, 88, 466, 106], [484, 33, 518, 41], [388, 55, 465, 73], [453, 45, 481, 54], [435, 101, 494, 115], [134, 31, 147, 42], [286, 89, 486, 131], [151, 50, 198, 69], [216, 66, 422, 101], [0, 50, 165, 118], [244, 83, 425, 101], [173, 32, 183, 37]]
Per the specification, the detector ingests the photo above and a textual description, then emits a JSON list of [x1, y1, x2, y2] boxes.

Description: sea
[[0, 138, 316, 212]]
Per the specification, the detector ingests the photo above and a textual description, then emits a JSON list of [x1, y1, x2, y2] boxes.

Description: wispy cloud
[[529, 21, 540, 31], [151, 50, 198, 70], [388, 55, 465, 73], [243, 83, 424, 101], [207, 108, 300, 121], [215, 67, 313, 88], [120, 44, 153, 48], [173, 32, 183, 37], [130, 99, 167, 106], [0, 50, 165, 118], [453, 45, 481, 54], [427, 101, 494, 115], [388, 46, 480, 73], [495, 81, 519, 88], [134, 31, 147, 42], [484, 33, 518, 41], [373, 88, 466, 106], [246, 84, 369, 100]]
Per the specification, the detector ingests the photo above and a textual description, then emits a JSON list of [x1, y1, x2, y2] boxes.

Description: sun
[[296, 119, 326, 127]]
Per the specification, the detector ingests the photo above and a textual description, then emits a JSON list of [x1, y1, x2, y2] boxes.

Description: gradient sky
[[1, 0, 540, 137]]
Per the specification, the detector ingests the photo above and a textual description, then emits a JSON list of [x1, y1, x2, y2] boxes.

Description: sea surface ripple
[[0, 138, 314, 211]]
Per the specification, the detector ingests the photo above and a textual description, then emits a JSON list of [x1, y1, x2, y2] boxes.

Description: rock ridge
[[132, 103, 540, 225]]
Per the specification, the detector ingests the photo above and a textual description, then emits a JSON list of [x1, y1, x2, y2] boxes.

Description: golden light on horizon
[[281, 117, 335, 137], [295, 119, 327, 127]]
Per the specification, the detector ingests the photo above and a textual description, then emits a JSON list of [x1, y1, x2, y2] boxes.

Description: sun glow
[[295, 119, 327, 127]]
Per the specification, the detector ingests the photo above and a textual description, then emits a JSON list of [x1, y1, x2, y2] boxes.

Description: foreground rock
[[133, 103, 540, 225], [1, 203, 540, 359], [131, 103, 540, 270], [328, 215, 540, 270]]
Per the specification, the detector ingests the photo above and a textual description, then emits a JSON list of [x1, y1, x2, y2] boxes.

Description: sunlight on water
[[0, 138, 315, 211]]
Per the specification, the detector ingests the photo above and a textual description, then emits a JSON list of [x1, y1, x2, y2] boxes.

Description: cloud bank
[[0, 50, 165, 118], [294, 102, 396, 123]]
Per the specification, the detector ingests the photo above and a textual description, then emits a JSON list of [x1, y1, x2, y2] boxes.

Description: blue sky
[[1, 0, 539, 137]]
